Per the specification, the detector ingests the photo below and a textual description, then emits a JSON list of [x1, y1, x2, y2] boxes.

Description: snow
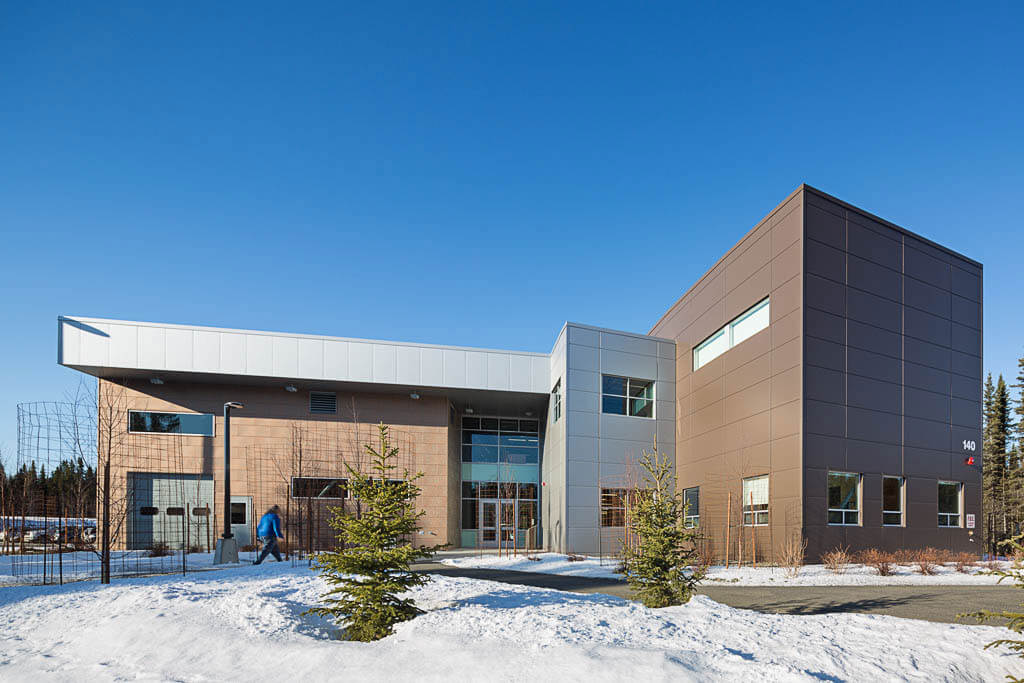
[[441, 552, 1012, 586], [0, 561, 1016, 681]]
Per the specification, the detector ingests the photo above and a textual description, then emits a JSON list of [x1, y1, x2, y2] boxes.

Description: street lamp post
[[213, 401, 244, 564]]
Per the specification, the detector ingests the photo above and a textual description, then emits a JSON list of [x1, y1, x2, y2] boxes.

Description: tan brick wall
[[97, 378, 456, 550]]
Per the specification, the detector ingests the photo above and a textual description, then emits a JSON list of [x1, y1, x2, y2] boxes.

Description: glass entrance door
[[479, 500, 497, 545]]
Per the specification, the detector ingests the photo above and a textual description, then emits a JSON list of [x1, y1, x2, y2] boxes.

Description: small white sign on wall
[[966, 513, 976, 529]]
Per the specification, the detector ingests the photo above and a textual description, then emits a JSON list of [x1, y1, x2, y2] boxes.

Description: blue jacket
[[256, 512, 283, 538]]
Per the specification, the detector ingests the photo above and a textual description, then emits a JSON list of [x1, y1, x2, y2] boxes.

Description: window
[[166, 507, 185, 516], [601, 375, 654, 418], [828, 472, 861, 525], [882, 476, 904, 526], [693, 297, 770, 371], [309, 391, 337, 414], [139, 506, 158, 516], [552, 380, 563, 422], [191, 507, 210, 517], [683, 487, 699, 527], [462, 416, 540, 463], [742, 475, 769, 526], [461, 479, 538, 532], [128, 411, 214, 436], [291, 477, 348, 499], [938, 481, 962, 527], [600, 488, 629, 527], [229, 503, 246, 525]]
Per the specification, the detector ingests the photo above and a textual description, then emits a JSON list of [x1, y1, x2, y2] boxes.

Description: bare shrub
[[914, 550, 938, 576], [893, 548, 917, 565], [147, 542, 172, 558], [1012, 546, 1024, 568], [187, 544, 205, 554], [858, 548, 896, 576], [983, 559, 1000, 572], [780, 535, 808, 578], [240, 544, 257, 552], [822, 546, 851, 574], [953, 552, 977, 573], [566, 553, 585, 562], [526, 555, 541, 562]]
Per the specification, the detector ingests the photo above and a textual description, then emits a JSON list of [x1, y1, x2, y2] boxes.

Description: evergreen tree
[[306, 423, 445, 641], [963, 533, 1024, 682], [984, 374, 1000, 552], [621, 439, 704, 608]]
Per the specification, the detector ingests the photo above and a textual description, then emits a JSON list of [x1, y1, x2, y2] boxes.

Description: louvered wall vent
[[309, 391, 337, 414]]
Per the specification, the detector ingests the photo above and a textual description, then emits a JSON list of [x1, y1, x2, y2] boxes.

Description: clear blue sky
[[1, 3, 1022, 461]]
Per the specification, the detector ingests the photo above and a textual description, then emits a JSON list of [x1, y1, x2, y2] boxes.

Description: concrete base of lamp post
[[213, 537, 239, 565]]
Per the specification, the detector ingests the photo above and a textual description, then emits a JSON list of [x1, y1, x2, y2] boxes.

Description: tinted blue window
[[602, 396, 626, 415], [128, 411, 214, 436], [500, 447, 538, 464], [602, 375, 627, 395], [462, 445, 499, 463]]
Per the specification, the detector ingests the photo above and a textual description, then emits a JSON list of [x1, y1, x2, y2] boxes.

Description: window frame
[[938, 481, 963, 528], [693, 297, 770, 371], [600, 487, 630, 527], [827, 471, 861, 526], [600, 375, 655, 419], [742, 475, 769, 526], [552, 379, 563, 423], [882, 475, 904, 527], [683, 486, 700, 528], [127, 410, 215, 437], [290, 476, 349, 500]]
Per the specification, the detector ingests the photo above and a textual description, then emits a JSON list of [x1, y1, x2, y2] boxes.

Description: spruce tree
[[306, 423, 444, 641], [963, 533, 1024, 682], [621, 440, 704, 608]]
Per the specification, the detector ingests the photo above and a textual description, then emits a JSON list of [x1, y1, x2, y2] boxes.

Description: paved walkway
[[413, 561, 1019, 624]]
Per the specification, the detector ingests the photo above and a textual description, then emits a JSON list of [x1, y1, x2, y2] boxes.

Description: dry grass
[[779, 535, 808, 578], [982, 559, 1000, 571], [858, 548, 896, 576], [822, 546, 851, 574]]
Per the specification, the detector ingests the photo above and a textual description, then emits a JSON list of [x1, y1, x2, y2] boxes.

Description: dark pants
[[255, 535, 282, 564]]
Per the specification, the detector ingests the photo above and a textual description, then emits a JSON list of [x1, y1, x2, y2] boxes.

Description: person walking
[[254, 505, 284, 564]]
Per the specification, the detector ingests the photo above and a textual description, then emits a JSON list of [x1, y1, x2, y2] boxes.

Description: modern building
[[58, 185, 982, 560]]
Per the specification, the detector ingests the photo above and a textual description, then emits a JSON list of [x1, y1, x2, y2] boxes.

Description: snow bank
[[441, 552, 1011, 586], [0, 562, 1015, 681]]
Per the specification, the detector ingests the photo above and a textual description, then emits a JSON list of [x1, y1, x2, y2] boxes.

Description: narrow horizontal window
[[139, 506, 158, 516], [693, 297, 770, 371], [291, 477, 348, 499], [191, 507, 210, 517], [128, 411, 215, 436], [166, 507, 185, 517]]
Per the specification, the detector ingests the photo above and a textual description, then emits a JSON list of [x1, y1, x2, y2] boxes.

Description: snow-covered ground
[[441, 552, 1012, 585], [0, 562, 1016, 681]]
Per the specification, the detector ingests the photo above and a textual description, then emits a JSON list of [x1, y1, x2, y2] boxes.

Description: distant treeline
[[0, 459, 97, 519]]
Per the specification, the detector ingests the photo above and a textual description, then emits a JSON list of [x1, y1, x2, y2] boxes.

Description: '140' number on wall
[[962, 439, 976, 452]]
